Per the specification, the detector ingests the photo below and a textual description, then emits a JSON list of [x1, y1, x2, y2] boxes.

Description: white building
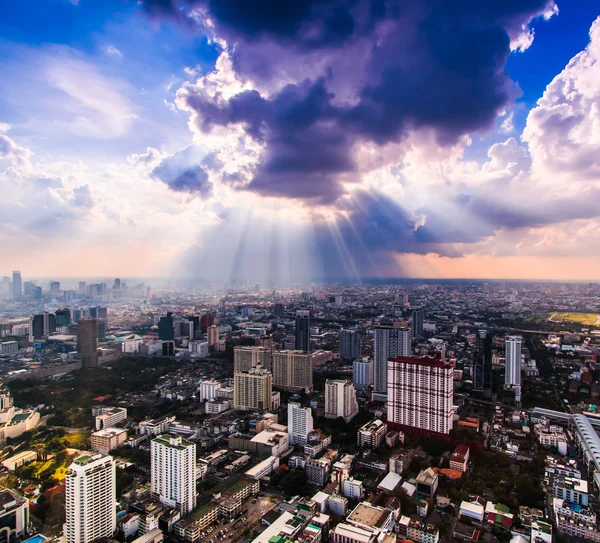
[[357, 419, 386, 449], [343, 478, 364, 500], [95, 407, 127, 431], [198, 380, 222, 402], [64, 454, 116, 543], [91, 428, 128, 455], [205, 400, 230, 414], [387, 356, 454, 434], [325, 379, 359, 423], [0, 489, 29, 541], [353, 358, 374, 390], [288, 402, 313, 446], [151, 435, 197, 515], [373, 327, 410, 394], [0, 341, 18, 354], [139, 416, 175, 436], [505, 336, 522, 402]]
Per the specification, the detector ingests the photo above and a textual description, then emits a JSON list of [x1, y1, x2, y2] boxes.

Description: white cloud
[[104, 45, 123, 58]]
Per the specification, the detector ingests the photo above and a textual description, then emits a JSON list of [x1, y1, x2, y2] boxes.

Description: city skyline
[[1, 1, 600, 282]]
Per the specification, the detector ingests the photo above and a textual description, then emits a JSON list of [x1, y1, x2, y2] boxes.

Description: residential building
[[95, 407, 127, 431], [91, 428, 128, 455], [288, 402, 314, 446], [551, 476, 589, 506], [0, 489, 28, 540], [342, 479, 364, 500], [139, 416, 176, 436], [306, 457, 331, 487], [353, 358, 374, 390], [505, 336, 522, 403], [207, 325, 219, 348], [295, 310, 311, 352], [198, 379, 222, 402], [325, 379, 359, 423], [234, 366, 273, 411], [78, 318, 99, 369], [273, 350, 313, 393], [151, 435, 197, 515], [64, 454, 116, 543], [416, 468, 439, 497], [450, 444, 470, 472], [357, 419, 386, 449], [397, 517, 439, 543], [340, 329, 361, 361], [234, 346, 272, 373], [531, 520, 553, 543], [373, 327, 410, 394], [387, 356, 454, 434]]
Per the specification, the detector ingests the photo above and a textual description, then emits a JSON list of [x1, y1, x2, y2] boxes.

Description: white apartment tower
[[151, 435, 197, 515], [387, 356, 454, 434], [505, 336, 523, 402], [325, 379, 359, 423], [64, 454, 116, 543], [373, 327, 410, 394], [353, 358, 374, 390], [288, 402, 314, 446]]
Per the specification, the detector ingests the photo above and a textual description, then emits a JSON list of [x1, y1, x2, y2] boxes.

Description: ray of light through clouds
[[0, 0, 600, 281]]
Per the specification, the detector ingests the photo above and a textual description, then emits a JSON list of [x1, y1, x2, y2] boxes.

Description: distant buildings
[[234, 366, 273, 411], [325, 379, 358, 423], [288, 402, 313, 446], [78, 318, 99, 369], [387, 356, 454, 435], [353, 358, 374, 390], [151, 434, 197, 515], [12, 271, 21, 300], [340, 329, 361, 361], [473, 330, 493, 396], [64, 454, 116, 543], [273, 350, 313, 393], [234, 346, 272, 373], [295, 310, 311, 352], [158, 312, 175, 341], [373, 327, 410, 395], [30, 311, 56, 338], [505, 336, 523, 403], [411, 309, 424, 338]]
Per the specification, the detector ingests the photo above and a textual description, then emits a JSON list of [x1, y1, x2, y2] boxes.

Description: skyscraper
[[207, 325, 219, 348], [288, 402, 314, 446], [325, 379, 358, 423], [30, 312, 56, 338], [79, 281, 87, 295], [55, 308, 71, 326], [64, 454, 116, 543], [505, 336, 523, 403], [340, 329, 361, 361], [388, 355, 454, 434], [373, 327, 410, 394], [12, 271, 21, 300], [151, 435, 196, 515], [113, 278, 121, 290], [234, 346, 272, 372], [273, 350, 313, 393], [295, 310, 311, 352], [78, 318, 99, 369], [0, 277, 10, 300], [233, 366, 273, 411], [473, 329, 493, 396], [411, 309, 424, 338], [199, 313, 214, 333], [23, 281, 34, 297], [50, 281, 61, 295], [353, 358, 374, 390], [158, 312, 175, 341]]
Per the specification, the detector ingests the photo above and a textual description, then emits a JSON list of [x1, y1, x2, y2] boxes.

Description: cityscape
[[2, 2, 600, 543]]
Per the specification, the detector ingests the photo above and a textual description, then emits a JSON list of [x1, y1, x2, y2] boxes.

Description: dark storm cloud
[[151, 146, 213, 197]]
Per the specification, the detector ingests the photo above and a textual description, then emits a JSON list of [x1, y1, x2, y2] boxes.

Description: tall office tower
[[55, 308, 71, 326], [505, 336, 523, 403], [0, 276, 10, 299], [72, 309, 83, 323], [295, 310, 311, 352], [411, 309, 424, 338], [151, 435, 197, 515], [78, 318, 99, 369], [97, 320, 107, 340], [473, 329, 493, 396], [158, 312, 175, 341], [340, 329, 361, 361], [207, 325, 219, 348], [325, 379, 359, 423], [23, 281, 34, 297], [50, 281, 61, 295], [113, 278, 121, 290], [12, 271, 21, 300], [387, 356, 454, 434], [353, 358, 374, 390], [234, 346, 273, 373], [64, 454, 116, 543], [273, 350, 313, 393], [88, 307, 98, 318], [273, 303, 285, 317], [30, 312, 57, 338], [32, 286, 42, 300], [373, 327, 410, 394], [233, 366, 273, 411], [199, 314, 214, 334], [288, 402, 314, 446], [79, 281, 87, 295]]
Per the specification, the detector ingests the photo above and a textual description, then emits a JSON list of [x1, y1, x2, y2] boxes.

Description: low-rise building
[[95, 406, 127, 430], [416, 468, 439, 497], [91, 427, 128, 454], [449, 444, 470, 472], [357, 420, 386, 449]]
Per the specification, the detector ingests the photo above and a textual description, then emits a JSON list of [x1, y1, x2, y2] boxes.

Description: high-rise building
[[473, 330, 493, 396], [55, 308, 71, 326], [207, 325, 219, 348], [288, 402, 313, 446], [505, 336, 523, 403], [79, 281, 87, 295], [12, 271, 21, 300], [0, 276, 10, 300], [158, 312, 175, 341], [23, 281, 34, 297], [325, 379, 359, 423], [233, 366, 273, 411], [200, 314, 214, 334], [273, 350, 313, 393], [353, 358, 374, 390], [387, 356, 454, 435], [273, 303, 285, 317], [151, 435, 196, 515], [78, 318, 99, 369], [50, 281, 61, 295], [113, 278, 121, 290], [234, 346, 272, 373], [295, 310, 311, 352], [411, 309, 424, 338], [30, 312, 56, 338], [32, 286, 42, 300], [340, 329, 361, 361], [64, 454, 116, 543], [373, 327, 410, 394]]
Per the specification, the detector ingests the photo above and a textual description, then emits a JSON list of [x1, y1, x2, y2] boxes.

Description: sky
[[1, 0, 600, 283]]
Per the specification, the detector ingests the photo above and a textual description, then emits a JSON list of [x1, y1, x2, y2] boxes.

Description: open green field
[[548, 312, 600, 326]]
